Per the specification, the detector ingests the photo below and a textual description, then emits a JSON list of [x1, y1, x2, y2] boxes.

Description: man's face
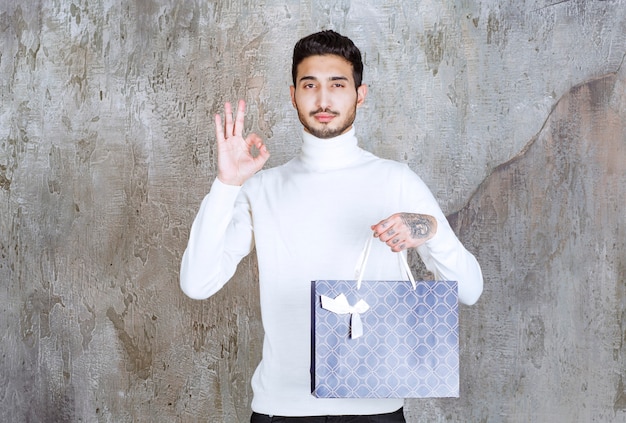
[[290, 54, 367, 139]]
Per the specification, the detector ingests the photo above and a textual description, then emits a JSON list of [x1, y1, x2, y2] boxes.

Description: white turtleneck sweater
[[180, 128, 483, 417]]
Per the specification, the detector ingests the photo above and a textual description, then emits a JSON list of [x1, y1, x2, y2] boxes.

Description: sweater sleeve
[[417, 226, 483, 305], [179, 178, 255, 300], [401, 166, 483, 305]]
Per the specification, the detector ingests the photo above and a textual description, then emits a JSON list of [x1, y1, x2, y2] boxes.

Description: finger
[[373, 220, 398, 241], [215, 113, 225, 142], [224, 102, 234, 137], [390, 241, 407, 253], [234, 99, 246, 137], [380, 226, 408, 251], [387, 235, 406, 249], [247, 134, 271, 163], [371, 219, 391, 238], [257, 143, 270, 162], [381, 227, 403, 243], [245, 132, 261, 147]]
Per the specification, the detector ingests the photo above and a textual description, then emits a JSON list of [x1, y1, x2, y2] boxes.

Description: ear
[[289, 85, 297, 108], [356, 84, 368, 108]]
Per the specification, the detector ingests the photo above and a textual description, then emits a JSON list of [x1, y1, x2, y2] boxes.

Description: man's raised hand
[[215, 100, 270, 186]]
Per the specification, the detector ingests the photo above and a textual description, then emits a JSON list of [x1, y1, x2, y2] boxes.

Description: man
[[180, 30, 483, 422]]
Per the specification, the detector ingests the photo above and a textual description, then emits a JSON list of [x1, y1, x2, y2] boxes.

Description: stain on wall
[[445, 67, 626, 422], [1, 1, 625, 422]]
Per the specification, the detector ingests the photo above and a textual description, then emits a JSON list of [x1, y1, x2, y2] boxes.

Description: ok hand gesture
[[215, 100, 270, 186]]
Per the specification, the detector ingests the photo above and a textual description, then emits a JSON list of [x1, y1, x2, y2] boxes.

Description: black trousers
[[250, 407, 405, 422]]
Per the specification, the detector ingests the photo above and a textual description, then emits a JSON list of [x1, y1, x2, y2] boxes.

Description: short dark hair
[[291, 30, 363, 89]]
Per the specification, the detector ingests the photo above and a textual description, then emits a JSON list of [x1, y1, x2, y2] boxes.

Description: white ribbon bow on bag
[[321, 294, 370, 339]]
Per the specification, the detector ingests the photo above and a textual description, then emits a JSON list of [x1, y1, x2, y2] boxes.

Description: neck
[[299, 127, 361, 171]]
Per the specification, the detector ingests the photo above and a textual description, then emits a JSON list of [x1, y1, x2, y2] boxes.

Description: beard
[[296, 105, 357, 139]]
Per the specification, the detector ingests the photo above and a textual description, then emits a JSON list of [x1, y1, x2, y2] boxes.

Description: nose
[[317, 87, 331, 110]]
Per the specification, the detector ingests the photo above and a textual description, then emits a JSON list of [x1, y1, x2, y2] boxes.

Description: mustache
[[309, 108, 339, 117]]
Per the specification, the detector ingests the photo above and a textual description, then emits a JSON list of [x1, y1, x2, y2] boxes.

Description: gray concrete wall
[[1, 1, 624, 422]]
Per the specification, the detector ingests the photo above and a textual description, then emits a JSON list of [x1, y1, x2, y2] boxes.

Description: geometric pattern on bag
[[311, 279, 458, 398]]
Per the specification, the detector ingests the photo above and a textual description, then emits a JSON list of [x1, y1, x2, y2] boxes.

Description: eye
[[303, 83, 316, 89]]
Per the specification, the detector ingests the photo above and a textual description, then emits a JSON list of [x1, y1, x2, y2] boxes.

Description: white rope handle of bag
[[354, 236, 417, 290]]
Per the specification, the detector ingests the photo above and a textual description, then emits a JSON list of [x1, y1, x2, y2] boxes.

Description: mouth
[[311, 110, 339, 123]]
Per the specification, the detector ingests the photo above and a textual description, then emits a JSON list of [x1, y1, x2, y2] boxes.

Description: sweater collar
[[299, 127, 361, 171]]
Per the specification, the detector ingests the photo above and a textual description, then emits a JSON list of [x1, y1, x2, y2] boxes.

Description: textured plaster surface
[[1, 1, 625, 422]]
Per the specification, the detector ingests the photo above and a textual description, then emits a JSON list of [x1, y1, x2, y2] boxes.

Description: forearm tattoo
[[400, 213, 434, 240]]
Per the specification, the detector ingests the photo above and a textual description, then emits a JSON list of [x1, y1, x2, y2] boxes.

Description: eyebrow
[[298, 75, 350, 83]]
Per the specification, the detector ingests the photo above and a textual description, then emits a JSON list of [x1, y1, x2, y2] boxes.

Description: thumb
[[247, 133, 270, 166], [255, 144, 270, 165]]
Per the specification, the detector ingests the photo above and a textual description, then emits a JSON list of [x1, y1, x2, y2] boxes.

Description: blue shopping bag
[[310, 239, 459, 398]]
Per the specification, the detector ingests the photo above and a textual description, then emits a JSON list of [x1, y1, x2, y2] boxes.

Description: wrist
[[217, 173, 244, 186]]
